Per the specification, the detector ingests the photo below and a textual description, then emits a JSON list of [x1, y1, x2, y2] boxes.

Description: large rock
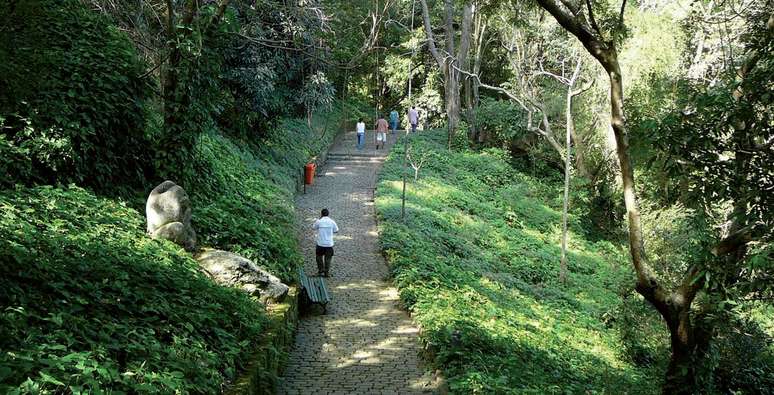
[[146, 180, 197, 251], [195, 249, 289, 303]]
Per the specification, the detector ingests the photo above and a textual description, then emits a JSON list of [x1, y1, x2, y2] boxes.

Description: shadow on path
[[278, 131, 439, 395]]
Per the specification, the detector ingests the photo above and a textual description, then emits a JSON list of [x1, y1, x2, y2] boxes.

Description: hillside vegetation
[[0, 116, 342, 393], [377, 131, 666, 393], [0, 1, 343, 392], [377, 130, 773, 393]]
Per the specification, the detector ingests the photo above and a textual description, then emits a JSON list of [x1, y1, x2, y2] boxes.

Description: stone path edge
[[225, 287, 299, 395], [372, 182, 450, 395], [226, 127, 347, 395]]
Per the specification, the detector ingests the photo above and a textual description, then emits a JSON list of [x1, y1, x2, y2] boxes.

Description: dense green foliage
[[0, 114, 341, 393], [0, 0, 154, 191], [0, 0, 348, 391], [190, 115, 341, 282], [2, 0, 771, 392], [0, 186, 266, 393], [376, 131, 661, 393]]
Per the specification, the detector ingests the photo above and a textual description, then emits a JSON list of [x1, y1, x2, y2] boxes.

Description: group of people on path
[[355, 106, 421, 150], [312, 106, 421, 278]]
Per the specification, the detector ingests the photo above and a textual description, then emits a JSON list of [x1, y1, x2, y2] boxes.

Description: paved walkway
[[278, 131, 439, 395]]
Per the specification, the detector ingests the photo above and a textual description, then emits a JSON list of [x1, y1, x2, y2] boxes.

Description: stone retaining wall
[[226, 287, 299, 395]]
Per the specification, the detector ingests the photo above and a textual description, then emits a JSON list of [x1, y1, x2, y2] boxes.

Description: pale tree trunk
[[471, 18, 486, 142], [419, 0, 473, 149], [560, 59, 583, 284]]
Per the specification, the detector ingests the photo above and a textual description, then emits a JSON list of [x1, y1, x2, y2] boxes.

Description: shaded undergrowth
[[0, 114, 341, 393]]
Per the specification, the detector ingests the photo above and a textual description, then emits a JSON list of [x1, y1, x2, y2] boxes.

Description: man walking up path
[[389, 109, 399, 137], [374, 115, 389, 150], [278, 130, 439, 394], [313, 208, 338, 277], [355, 118, 366, 150]]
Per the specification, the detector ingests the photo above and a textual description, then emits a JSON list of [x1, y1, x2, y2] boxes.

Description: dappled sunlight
[[281, 132, 436, 394], [373, 130, 661, 392]]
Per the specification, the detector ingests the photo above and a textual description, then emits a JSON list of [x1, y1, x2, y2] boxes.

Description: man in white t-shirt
[[408, 106, 419, 133], [313, 208, 339, 277], [356, 118, 366, 150]]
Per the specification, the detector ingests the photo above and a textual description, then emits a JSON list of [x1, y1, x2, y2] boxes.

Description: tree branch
[[712, 223, 757, 256], [571, 78, 594, 97], [584, 0, 604, 39], [619, 0, 627, 25], [419, 0, 444, 66]]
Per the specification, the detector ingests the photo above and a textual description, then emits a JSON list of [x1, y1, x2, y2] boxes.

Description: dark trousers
[[315, 245, 334, 275]]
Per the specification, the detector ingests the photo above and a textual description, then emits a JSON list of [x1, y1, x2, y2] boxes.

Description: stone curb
[[225, 287, 299, 395]]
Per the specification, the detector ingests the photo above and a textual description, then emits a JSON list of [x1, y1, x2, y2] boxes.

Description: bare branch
[[584, 0, 604, 39], [619, 0, 627, 25]]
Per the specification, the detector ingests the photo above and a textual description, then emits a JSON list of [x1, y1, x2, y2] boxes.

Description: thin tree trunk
[[401, 135, 409, 220], [419, 0, 472, 149], [560, 58, 583, 284]]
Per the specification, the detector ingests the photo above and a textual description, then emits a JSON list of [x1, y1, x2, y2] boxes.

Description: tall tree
[[419, 0, 474, 148], [534, 0, 774, 392]]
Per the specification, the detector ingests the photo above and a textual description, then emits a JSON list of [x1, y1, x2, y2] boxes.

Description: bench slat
[[309, 280, 320, 301], [298, 269, 330, 309], [312, 278, 328, 303], [299, 269, 315, 301], [318, 279, 330, 301]]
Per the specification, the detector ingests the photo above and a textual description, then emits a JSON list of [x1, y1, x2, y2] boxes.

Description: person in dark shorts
[[313, 208, 339, 277]]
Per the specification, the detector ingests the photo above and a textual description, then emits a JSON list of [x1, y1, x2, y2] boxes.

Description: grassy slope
[[376, 131, 661, 394], [0, 117, 338, 393]]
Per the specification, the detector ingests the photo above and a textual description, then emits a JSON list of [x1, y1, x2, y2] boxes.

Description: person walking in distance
[[408, 106, 419, 133], [374, 115, 389, 150], [389, 109, 399, 137], [313, 208, 338, 277], [356, 118, 366, 150]]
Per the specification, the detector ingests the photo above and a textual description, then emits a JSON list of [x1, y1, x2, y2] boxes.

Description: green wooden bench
[[298, 269, 330, 314]]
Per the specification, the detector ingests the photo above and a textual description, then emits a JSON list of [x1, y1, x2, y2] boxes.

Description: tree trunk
[[569, 118, 592, 178], [605, 50, 700, 395], [663, 309, 697, 394], [419, 0, 471, 149], [444, 65, 461, 148], [560, 128, 571, 284]]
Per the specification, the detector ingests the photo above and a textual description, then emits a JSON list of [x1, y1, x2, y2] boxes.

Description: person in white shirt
[[356, 118, 366, 150], [408, 106, 419, 133], [313, 208, 339, 277]]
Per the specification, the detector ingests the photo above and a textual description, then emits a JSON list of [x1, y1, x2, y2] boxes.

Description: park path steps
[[278, 131, 439, 395]]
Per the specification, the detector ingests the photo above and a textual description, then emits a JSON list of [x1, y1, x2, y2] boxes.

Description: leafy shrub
[[0, 186, 266, 394], [639, 201, 711, 288], [189, 132, 301, 282], [474, 98, 528, 147], [705, 315, 774, 393], [0, 0, 154, 191], [610, 291, 670, 368], [188, 109, 344, 282]]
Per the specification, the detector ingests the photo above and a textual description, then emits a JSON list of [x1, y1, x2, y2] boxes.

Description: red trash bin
[[304, 163, 316, 185]]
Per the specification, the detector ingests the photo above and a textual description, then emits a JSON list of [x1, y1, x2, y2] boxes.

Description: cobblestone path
[[278, 131, 439, 395]]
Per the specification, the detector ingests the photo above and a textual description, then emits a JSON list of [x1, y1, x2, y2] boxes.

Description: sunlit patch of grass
[[376, 130, 661, 394]]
